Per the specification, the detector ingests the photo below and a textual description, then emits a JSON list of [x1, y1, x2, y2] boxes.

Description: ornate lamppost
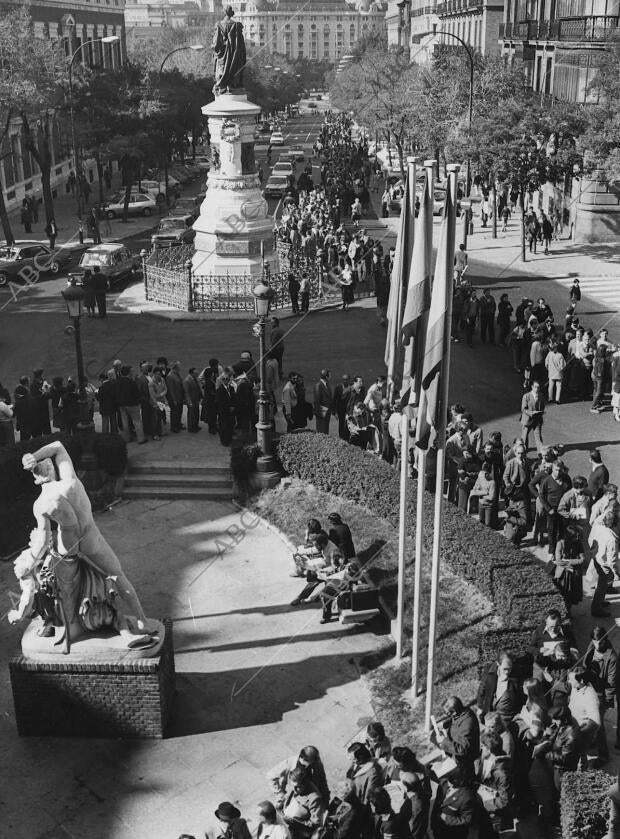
[[252, 281, 280, 487], [61, 285, 94, 433]]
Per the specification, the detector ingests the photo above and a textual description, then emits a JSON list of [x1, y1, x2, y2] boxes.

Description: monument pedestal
[[192, 92, 277, 277], [9, 619, 176, 739]]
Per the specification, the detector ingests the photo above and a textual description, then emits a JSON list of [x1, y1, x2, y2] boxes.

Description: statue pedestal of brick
[[192, 92, 277, 277], [9, 619, 176, 738]]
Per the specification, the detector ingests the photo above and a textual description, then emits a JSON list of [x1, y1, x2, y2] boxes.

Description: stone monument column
[[192, 94, 277, 276]]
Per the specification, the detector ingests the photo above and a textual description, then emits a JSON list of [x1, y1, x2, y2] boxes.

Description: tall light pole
[[61, 285, 94, 432], [432, 26, 474, 195], [68, 35, 120, 220], [159, 44, 205, 206], [252, 282, 279, 486]]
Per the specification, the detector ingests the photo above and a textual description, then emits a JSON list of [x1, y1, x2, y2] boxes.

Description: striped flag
[[385, 168, 415, 401], [415, 185, 454, 450], [401, 169, 433, 404]]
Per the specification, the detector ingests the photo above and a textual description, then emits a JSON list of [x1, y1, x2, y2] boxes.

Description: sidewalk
[[5, 172, 167, 251]]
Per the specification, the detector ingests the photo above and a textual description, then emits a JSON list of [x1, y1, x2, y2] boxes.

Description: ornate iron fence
[[143, 244, 375, 315]]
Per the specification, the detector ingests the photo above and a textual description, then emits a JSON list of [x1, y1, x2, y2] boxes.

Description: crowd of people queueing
[[0, 317, 288, 449], [274, 113, 391, 318]]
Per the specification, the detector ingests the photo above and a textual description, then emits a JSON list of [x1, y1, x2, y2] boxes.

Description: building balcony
[[436, 0, 482, 15], [501, 15, 618, 42]]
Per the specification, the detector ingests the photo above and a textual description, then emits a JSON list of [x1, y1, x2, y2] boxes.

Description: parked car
[[151, 215, 196, 247], [289, 146, 305, 161], [103, 192, 157, 219], [263, 174, 290, 198], [272, 161, 294, 177], [270, 130, 284, 145], [0, 240, 71, 286], [67, 243, 141, 289], [171, 196, 201, 221], [192, 155, 211, 171], [131, 180, 166, 201]]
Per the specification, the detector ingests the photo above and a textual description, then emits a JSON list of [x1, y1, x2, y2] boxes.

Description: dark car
[[67, 243, 141, 289], [151, 215, 196, 247], [0, 240, 71, 286], [170, 197, 200, 222]]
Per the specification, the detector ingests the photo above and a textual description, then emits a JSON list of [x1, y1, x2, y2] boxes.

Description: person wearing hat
[[212, 802, 252, 839]]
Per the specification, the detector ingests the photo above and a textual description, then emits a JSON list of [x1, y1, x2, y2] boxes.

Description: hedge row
[[276, 431, 566, 650], [560, 770, 612, 839], [0, 432, 127, 556]]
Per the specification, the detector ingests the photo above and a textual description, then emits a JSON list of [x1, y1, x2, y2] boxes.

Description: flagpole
[[395, 158, 417, 659], [411, 159, 435, 698], [395, 410, 409, 659], [424, 164, 460, 732], [411, 393, 426, 698]]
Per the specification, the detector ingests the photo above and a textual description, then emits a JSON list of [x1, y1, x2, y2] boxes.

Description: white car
[[131, 181, 166, 201], [288, 146, 305, 161], [272, 161, 294, 177], [270, 131, 284, 145], [263, 174, 290, 198], [103, 192, 157, 219]]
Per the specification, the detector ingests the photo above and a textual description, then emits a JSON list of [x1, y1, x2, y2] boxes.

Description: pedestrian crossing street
[[555, 274, 620, 315]]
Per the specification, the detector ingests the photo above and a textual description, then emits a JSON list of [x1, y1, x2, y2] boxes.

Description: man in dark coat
[[588, 449, 610, 502], [333, 373, 351, 440], [215, 372, 236, 446], [476, 653, 524, 726], [92, 265, 107, 319], [183, 367, 202, 433], [13, 377, 35, 441], [435, 696, 480, 781], [97, 371, 118, 434], [166, 362, 185, 432], [30, 369, 51, 436], [234, 372, 255, 439]]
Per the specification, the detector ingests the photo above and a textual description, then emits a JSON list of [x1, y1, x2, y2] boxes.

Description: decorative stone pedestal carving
[[193, 93, 277, 276]]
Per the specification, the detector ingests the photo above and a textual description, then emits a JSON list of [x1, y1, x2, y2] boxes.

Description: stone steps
[[124, 460, 232, 501]]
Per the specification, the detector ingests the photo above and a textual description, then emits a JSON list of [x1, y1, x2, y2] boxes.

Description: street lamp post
[[252, 282, 279, 486], [159, 45, 205, 207], [68, 35, 120, 220], [432, 26, 474, 191], [61, 285, 95, 432]]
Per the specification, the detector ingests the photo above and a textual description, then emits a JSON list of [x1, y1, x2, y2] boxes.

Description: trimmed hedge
[[0, 432, 127, 556], [276, 430, 566, 656], [560, 770, 611, 839]]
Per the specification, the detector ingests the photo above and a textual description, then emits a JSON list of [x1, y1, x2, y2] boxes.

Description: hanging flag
[[415, 185, 454, 450], [384, 167, 415, 401], [401, 168, 433, 404]]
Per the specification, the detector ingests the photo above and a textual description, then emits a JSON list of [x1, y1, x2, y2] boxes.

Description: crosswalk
[[555, 274, 620, 315]]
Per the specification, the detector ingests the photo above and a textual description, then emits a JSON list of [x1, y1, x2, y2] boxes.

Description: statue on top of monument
[[212, 5, 247, 96]]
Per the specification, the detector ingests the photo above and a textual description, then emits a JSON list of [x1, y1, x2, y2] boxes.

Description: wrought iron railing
[[143, 243, 375, 315], [507, 14, 618, 41]]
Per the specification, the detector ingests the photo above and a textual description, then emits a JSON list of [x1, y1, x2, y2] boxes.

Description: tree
[[578, 31, 620, 183], [330, 48, 419, 179], [0, 7, 65, 243]]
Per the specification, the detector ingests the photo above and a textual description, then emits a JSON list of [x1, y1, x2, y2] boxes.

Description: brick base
[[9, 619, 175, 738]]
